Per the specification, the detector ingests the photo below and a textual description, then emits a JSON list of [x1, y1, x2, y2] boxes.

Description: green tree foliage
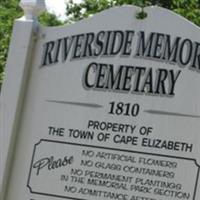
[[172, 0, 200, 26], [0, 0, 62, 87], [39, 12, 64, 26], [0, 0, 22, 85], [66, 0, 200, 26]]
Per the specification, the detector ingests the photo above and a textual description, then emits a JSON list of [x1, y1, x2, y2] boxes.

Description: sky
[[45, 0, 82, 19]]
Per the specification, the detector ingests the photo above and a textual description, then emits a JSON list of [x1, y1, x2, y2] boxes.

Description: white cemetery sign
[[1, 1, 200, 200]]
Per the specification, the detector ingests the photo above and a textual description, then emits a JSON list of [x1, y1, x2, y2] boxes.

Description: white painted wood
[[1, 5, 200, 200], [0, 19, 38, 199], [20, 0, 46, 20]]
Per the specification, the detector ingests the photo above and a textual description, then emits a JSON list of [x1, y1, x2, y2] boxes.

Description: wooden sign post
[[1, 1, 200, 200]]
